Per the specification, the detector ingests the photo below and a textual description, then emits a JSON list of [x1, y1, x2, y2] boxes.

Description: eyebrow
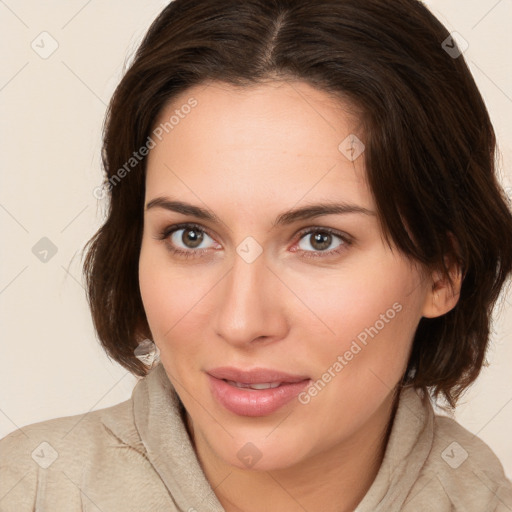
[[145, 197, 376, 227]]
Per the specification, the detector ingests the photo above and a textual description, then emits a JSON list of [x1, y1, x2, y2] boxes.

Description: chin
[[210, 431, 312, 472], [226, 448, 302, 472]]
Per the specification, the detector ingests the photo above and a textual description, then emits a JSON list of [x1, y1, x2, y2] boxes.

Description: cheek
[[294, 258, 423, 383], [293, 266, 422, 438], [138, 240, 180, 340], [138, 239, 213, 355]]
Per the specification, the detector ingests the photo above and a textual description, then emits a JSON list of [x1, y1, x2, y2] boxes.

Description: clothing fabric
[[1, 362, 511, 511]]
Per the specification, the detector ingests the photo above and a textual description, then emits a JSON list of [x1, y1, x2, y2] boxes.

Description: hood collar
[[130, 362, 434, 512]]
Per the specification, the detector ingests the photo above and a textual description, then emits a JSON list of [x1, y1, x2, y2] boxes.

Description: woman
[[1, 0, 512, 510]]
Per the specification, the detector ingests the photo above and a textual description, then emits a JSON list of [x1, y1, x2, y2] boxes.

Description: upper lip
[[207, 366, 310, 384]]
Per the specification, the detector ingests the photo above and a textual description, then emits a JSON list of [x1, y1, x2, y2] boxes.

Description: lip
[[206, 367, 311, 417], [207, 366, 309, 384]]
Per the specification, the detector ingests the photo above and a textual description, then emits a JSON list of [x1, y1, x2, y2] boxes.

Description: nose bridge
[[214, 241, 283, 345], [225, 244, 268, 314]]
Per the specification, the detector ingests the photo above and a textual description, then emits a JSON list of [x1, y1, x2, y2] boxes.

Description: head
[[83, 0, 512, 471]]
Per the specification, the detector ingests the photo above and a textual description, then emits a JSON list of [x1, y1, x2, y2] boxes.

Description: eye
[[294, 227, 352, 259], [170, 225, 213, 249], [157, 223, 219, 258], [156, 223, 352, 260]]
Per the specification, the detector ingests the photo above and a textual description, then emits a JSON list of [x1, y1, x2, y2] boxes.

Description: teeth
[[249, 382, 281, 390], [227, 380, 282, 390]]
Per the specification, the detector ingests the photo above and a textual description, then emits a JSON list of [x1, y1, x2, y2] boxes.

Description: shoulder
[[0, 398, 147, 510], [406, 406, 512, 511], [0, 397, 137, 460]]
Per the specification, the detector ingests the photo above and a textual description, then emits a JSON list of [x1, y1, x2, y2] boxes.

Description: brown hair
[[82, 0, 512, 407]]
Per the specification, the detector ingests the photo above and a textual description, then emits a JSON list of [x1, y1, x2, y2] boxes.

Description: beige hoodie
[[1, 362, 511, 511]]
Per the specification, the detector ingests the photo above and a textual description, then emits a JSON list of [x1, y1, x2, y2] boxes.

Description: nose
[[213, 247, 289, 348]]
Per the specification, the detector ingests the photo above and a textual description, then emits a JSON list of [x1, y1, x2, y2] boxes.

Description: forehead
[[145, 80, 372, 212], [152, 79, 361, 151]]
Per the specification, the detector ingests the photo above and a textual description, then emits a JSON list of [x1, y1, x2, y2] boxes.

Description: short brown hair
[[83, 0, 512, 407]]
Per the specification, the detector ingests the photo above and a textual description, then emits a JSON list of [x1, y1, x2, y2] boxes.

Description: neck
[[186, 388, 400, 512]]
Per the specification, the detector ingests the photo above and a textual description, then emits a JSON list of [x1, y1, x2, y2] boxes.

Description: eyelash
[[155, 222, 353, 260]]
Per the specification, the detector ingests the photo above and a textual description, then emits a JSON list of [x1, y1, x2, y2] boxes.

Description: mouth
[[207, 366, 310, 384], [224, 380, 284, 390], [206, 367, 311, 417]]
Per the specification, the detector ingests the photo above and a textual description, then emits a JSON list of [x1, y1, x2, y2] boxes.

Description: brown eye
[[157, 223, 219, 259], [310, 232, 333, 251], [179, 227, 204, 248], [298, 230, 344, 253], [293, 227, 353, 260]]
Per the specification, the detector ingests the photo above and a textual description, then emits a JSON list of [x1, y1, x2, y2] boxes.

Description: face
[[139, 80, 434, 471]]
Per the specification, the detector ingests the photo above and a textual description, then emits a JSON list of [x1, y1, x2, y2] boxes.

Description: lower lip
[[207, 375, 310, 417]]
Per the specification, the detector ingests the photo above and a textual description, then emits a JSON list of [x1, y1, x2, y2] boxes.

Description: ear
[[421, 235, 464, 319]]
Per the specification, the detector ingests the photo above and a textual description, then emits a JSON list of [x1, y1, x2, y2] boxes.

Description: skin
[[138, 80, 461, 512]]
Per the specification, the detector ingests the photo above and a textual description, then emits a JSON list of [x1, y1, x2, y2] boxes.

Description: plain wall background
[[1, 0, 511, 479]]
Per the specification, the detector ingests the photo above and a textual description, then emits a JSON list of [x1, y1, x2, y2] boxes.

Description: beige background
[[1, 0, 511, 479]]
